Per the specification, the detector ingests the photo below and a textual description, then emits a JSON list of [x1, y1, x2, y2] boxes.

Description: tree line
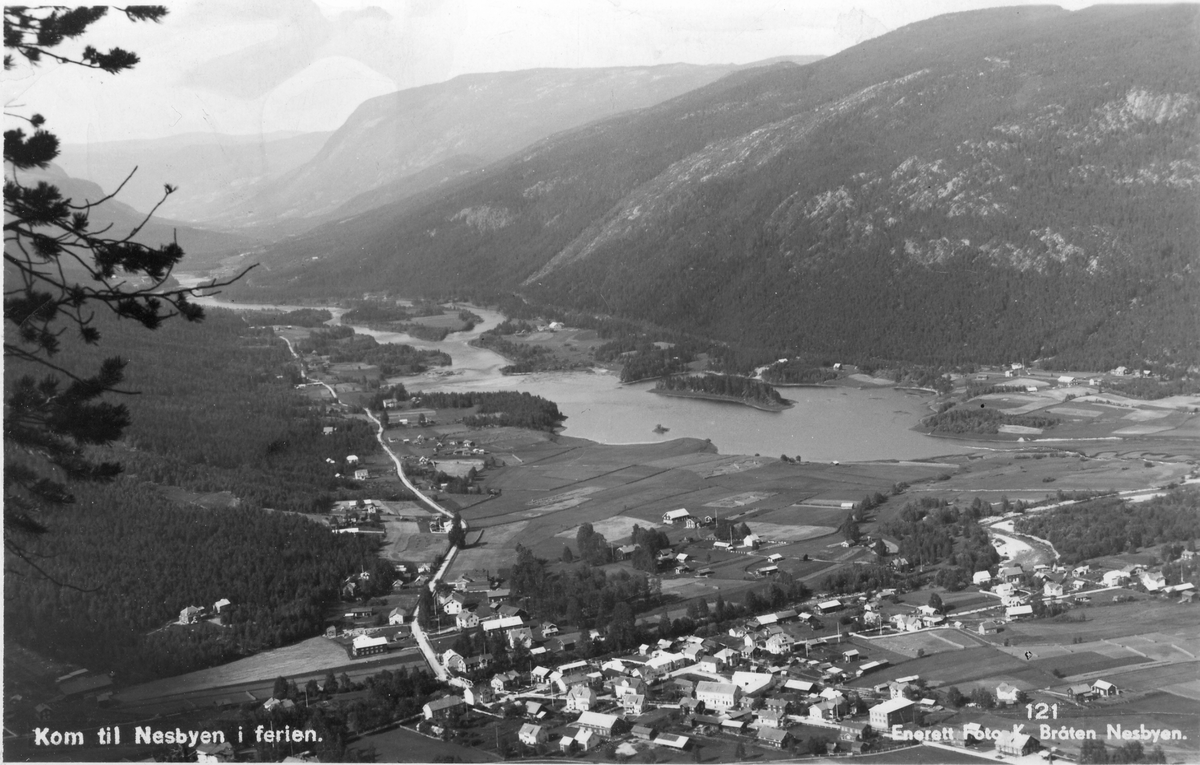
[[1014, 489, 1200, 564], [656, 374, 786, 406], [416, 391, 565, 431], [922, 407, 1059, 435], [3, 480, 393, 682], [297, 325, 450, 375]]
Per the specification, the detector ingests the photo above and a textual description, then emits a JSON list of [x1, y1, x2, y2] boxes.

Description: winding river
[[182, 278, 985, 462]]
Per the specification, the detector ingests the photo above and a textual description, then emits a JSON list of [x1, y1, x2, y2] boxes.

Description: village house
[[891, 614, 922, 632], [463, 683, 493, 707], [758, 727, 793, 749], [996, 682, 1022, 705], [179, 605, 204, 624], [518, 723, 547, 747], [388, 607, 408, 625], [1000, 565, 1024, 582], [441, 591, 469, 615], [698, 655, 724, 673], [574, 711, 622, 738], [870, 697, 918, 729], [441, 649, 467, 674], [756, 709, 786, 728], [465, 653, 493, 673], [611, 676, 646, 700], [1141, 571, 1167, 592], [662, 508, 691, 524], [1067, 684, 1094, 702], [492, 671, 520, 693], [565, 685, 597, 712], [695, 680, 741, 711], [351, 635, 388, 657], [995, 730, 1040, 757], [761, 628, 796, 655], [978, 620, 1003, 635], [560, 729, 596, 753], [456, 610, 480, 630], [507, 626, 535, 650], [1092, 679, 1119, 697], [1102, 569, 1131, 587], [423, 695, 464, 720], [622, 693, 646, 717], [808, 699, 841, 722], [973, 570, 993, 585]]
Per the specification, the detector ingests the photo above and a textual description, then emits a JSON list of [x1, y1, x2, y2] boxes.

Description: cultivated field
[[997, 600, 1200, 644], [359, 725, 500, 763], [867, 630, 985, 658], [447, 521, 530, 576], [381, 519, 446, 565], [119, 636, 350, 701]]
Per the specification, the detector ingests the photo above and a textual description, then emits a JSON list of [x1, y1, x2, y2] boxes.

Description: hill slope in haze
[[225, 61, 821, 232], [14, 164, 258, 266], [54, 131, 331, 230], [234, 5, 1200, 370]]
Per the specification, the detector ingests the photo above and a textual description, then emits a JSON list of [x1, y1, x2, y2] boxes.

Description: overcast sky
[[1, 1, 1174, 145]]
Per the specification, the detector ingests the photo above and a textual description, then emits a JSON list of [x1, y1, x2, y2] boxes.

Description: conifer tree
[[3, 5, 250, 582]]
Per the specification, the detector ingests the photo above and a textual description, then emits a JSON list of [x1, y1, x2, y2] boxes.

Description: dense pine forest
[[655, 374, 787, 408], [922, 408, 1060, 435], [3, 481, 394, 681], [416, 390, 566, 431], [882, 499, 1003, 586], [297, 325, 450, 375], [761, 360, 838, 385], [243, 308, 333, 327], [3, 309, 405, 679], [11, 309, 388, 513], [1014, 489, 1200, 564]]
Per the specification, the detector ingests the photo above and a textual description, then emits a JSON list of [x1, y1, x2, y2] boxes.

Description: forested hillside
[[1014, 489, 1200, 564], [25, 309, 386, 512], [232, 5, 1199, 371], [3, 483, 393, 681], [3, 310, 400, 679]]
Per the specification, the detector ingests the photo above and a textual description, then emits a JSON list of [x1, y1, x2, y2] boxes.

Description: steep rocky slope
[[233, 5, 1199, 369]]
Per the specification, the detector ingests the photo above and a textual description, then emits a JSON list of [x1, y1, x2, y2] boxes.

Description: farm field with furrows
[[991, 600, 1200, 644], [446, 435, 955, 570]]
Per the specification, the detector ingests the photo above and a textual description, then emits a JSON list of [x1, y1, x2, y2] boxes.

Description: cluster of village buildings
[[412, 598, 1135, 760]]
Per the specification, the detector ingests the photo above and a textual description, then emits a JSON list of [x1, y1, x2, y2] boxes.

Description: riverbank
[[649, 386, 793, 412]]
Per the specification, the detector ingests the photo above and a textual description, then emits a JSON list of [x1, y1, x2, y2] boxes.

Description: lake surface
[[181, 278, 984, 462]]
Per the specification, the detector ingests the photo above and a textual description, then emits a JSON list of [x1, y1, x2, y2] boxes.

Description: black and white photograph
[[4, 1, 1199, 762]]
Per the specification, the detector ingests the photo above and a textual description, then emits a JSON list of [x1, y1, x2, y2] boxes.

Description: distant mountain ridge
[[225, 60, 822, 231], [54, 131, 331, 229], [232, 5, 1199, 370], [15, 164, 257, 265]]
